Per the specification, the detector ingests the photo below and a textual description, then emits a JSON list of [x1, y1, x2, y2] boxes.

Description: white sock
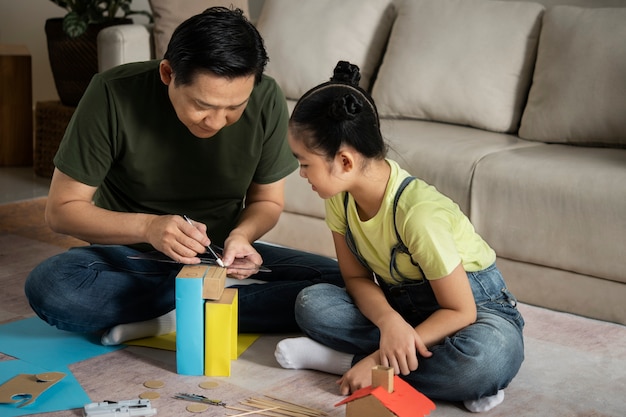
[[463, 390, 505, 413], [274, 337, 353, 375], [101, 310, 176, 346]]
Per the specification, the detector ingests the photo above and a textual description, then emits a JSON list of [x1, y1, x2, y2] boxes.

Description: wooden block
[[202, 266, 226, 300], [371, 366, 394, 393], [204, 288, 238, 377], [0, 44, 32, 166]]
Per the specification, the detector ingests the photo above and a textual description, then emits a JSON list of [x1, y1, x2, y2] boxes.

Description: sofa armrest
[[97, 24, 154, 72]]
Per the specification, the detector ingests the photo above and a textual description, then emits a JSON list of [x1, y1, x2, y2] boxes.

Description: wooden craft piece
[[143, 380, 165, 389], [0, 372, 66, 408], [139, 391, 160, 399], [198, 380, 219, 389], [202, 265, 226, 300], [186, 403, 209, 413], [336, 366, 436, 417]]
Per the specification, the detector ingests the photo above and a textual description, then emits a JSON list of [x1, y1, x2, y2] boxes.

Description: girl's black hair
[[164, 7, 268, 86], [290, 61, 387, 160]]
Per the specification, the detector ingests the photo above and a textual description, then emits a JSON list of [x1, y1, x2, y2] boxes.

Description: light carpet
[[0, 198, 624, 416]]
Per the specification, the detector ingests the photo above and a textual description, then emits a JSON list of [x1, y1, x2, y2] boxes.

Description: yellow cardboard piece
[[125, 332, 259, 357], [204, 288, 238, 376]]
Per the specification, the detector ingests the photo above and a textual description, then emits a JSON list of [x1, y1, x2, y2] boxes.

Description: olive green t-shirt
[[54, 60, 297, 247]]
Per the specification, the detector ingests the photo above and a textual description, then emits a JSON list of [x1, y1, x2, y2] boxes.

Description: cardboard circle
[[186, 403, 209, 413]]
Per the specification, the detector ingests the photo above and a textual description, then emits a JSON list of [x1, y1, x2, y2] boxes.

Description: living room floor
[[0, 166, 50, 204], [1, 165, 625, 416]]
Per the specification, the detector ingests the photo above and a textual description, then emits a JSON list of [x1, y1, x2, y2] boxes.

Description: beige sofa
[[98, 0, 626, 325]]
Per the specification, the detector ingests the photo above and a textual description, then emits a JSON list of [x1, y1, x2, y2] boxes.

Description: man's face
[[160, 60, 255, 138]]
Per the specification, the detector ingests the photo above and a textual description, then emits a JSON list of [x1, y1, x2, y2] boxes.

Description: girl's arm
[[414, 263, 477, 347], [332, 232, 430, 376], [333, 231, 476, 394]]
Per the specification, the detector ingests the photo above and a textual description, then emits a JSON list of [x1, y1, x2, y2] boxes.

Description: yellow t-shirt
[[325, 160, 495, 283]]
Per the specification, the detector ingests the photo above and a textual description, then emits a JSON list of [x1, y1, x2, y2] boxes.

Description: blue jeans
[[294, 264, 525, 402], [25, 243, 342, 334]]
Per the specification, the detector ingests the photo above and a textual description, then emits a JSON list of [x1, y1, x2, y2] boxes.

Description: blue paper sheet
[[0, 361, 90, 416], [0, 317, 125, 416], [0, 317, 122, 368]]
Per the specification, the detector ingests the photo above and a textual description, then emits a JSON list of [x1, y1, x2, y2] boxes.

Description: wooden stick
[[225, 405, 284, 417], [242, 398, 324, 417], [244, 399, 312, 416], [239, 401, 305, 417], [263, 396, 327, 416], [227, 406, 279, 416], [251, 397, 323, 415]]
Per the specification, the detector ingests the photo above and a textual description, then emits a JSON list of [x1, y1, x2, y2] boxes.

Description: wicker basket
[[34, 101, 75, 178]]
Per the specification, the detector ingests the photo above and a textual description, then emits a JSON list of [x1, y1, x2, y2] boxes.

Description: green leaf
[[63, 12, 89, 38]]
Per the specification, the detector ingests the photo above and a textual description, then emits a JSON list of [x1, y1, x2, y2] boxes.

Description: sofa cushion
[[149, 0, 250, 59], [519, 6, 626, 147], [471, 145, 626, 283], [380, 119, 543, 216], [256, 0, 395, 99], [371, 0, 544, 133]]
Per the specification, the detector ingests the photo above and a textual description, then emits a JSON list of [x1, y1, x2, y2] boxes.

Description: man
[[25, 7, 341, 345]]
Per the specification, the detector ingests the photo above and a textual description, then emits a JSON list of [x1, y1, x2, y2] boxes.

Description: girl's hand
[[337, 354, 378, 395], [378, 314, 432, 375]]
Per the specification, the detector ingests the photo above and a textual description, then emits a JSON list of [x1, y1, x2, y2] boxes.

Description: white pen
[[182, 214, 225, 267]]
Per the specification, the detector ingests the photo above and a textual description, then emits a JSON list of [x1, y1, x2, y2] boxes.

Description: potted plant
[[46, 0, 153, 106]]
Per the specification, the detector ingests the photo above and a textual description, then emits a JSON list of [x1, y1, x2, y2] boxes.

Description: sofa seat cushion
[[471, 145, 626, 284], [519, 5, 626, 147], [372, 0, 543, 133], [381, 119, 543, 216], [256, 0, 395, 99]]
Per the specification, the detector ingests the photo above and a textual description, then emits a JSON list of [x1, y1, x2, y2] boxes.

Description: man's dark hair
[[164, 7, 269, 86]]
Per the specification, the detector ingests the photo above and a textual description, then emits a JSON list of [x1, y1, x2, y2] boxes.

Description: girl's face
[[288, 130, 347, 199]]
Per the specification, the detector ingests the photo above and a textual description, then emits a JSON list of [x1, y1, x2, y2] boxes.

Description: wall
[[0, 0, 151, 105], [0, 1, 264, 106]]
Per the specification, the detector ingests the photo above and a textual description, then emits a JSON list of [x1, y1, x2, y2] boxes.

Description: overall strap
[[343, 192, 372, 270], [392, 176, 416, 254], [343, 176, 422, 278], [389, 176, 425, 282]]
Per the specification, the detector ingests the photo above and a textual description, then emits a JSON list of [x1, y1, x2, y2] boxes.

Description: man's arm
[[220, 178, 286, 266], [46, 168, 209, 264]]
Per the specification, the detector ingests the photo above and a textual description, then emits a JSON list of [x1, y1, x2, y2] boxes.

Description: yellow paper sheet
[[125, 332, 260, 357]]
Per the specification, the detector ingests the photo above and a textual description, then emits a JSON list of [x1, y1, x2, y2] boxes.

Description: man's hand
[[146, 215, 210, 264], [222, 233, 263, 279]]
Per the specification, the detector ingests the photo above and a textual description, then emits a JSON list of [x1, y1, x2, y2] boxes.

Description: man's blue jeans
[[24, 243, 342, 334], [294, 264, 525, 402]]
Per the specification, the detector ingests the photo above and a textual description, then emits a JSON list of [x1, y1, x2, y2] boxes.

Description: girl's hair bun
[[329, 94, 363, 121], [331, 61, 361, 86]]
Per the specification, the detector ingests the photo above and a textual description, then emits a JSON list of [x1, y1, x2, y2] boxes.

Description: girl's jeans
[[25, 243, 342, 334], [294, 263, 525, 402]]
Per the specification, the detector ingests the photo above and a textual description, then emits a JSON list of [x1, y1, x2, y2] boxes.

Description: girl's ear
[[337, 149, 355, 173]]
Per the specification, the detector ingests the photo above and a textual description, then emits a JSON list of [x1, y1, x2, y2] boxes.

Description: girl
[[275, 61, 525, 413]]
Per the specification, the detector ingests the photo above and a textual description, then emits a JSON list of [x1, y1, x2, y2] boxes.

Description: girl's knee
[[295, 284, 351, 331]]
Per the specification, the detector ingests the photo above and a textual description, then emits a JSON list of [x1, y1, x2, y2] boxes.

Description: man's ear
[[159, 60, 174, 85]]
